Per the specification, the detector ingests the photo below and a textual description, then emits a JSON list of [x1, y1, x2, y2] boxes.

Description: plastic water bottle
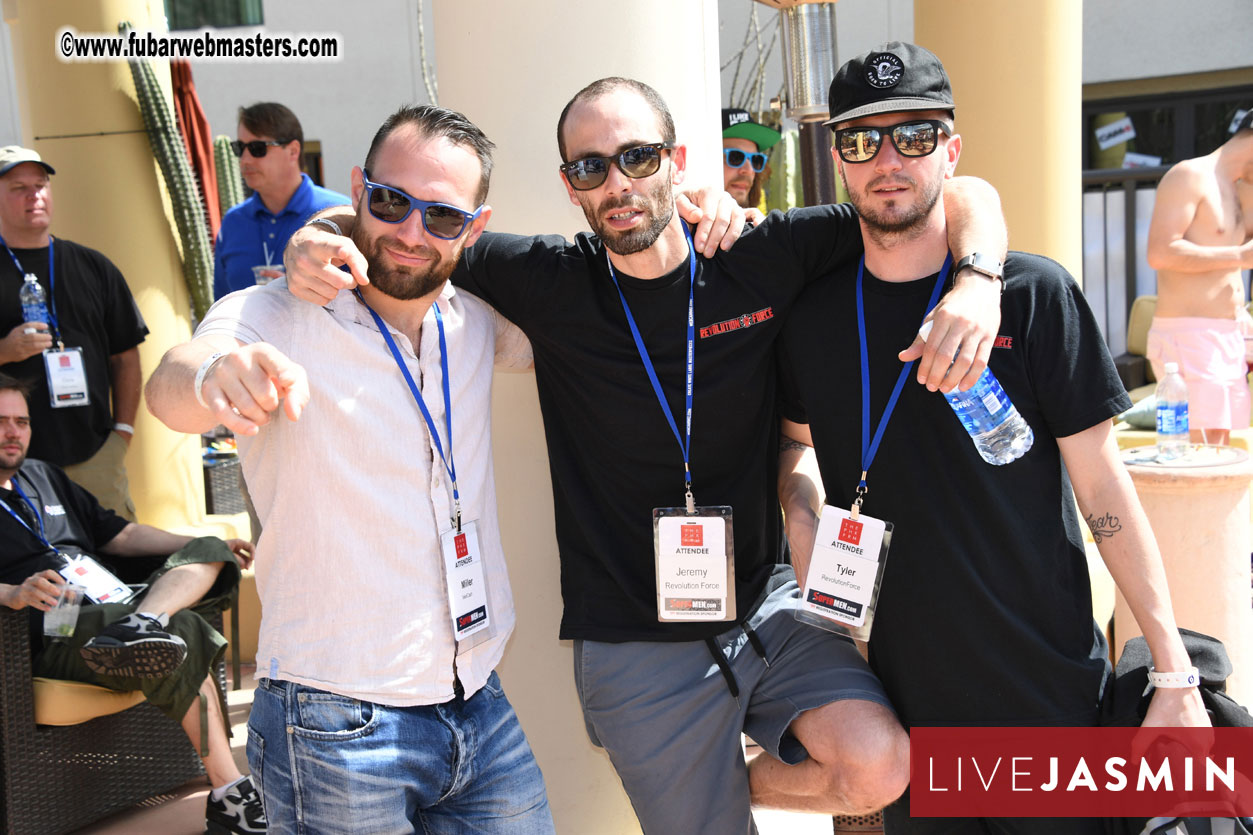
[[19, 274, 50, 325], [1154, 362, 1189, 460], [919, 320, 1034, 465]]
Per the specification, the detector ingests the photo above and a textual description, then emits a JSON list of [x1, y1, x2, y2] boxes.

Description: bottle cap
[[1164, 362, 1179, 374]]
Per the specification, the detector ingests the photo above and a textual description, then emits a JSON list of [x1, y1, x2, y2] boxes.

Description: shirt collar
[[250, 174, 314, 219]]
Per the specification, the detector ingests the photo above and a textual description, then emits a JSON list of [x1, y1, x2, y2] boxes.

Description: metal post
[[798, 121, 836, 206], [775, 1, 839, 206]]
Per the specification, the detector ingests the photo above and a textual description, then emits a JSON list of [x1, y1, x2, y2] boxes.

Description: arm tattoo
[[780, 437, 811, 453], [1085, 511, 1122, 544]]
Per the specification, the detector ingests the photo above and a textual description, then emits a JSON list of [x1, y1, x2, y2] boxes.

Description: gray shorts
[[573, 577, 892, 834]]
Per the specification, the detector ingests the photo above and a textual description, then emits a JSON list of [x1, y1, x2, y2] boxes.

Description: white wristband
[[193, 351, 228, 409], [307, 217, 343, 236], [1147, 666, 1200, 689], [112, 422, 134, 435]]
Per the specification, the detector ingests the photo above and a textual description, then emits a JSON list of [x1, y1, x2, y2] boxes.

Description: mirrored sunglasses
[[834, 120, 951, 164], [723, 148, 767, 172], [559, 141, 674, 191], [229, 139, 289, 158], [361, 172, 483, 240]]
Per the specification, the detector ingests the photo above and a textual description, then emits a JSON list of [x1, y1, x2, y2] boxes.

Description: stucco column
[[433, 3, 720, 832], [1117, 454, 1253, 707], [4, 0, 206, 530], [914, 0, 1083, 278]]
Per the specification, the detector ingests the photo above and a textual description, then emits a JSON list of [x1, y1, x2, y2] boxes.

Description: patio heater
[[756, 0, 839, 206]]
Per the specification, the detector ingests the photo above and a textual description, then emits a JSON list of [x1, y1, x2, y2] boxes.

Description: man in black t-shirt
[[0, 373, 265, 835], [0, 146, 148, 520], [278, 78, 1008, 830], [777, 43, 1209, 834]]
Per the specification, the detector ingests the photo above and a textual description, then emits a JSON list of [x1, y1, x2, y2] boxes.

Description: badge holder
[[653, 505, 735, 622], [794, 503, 892, 643], [43, 345, 89, 409], [439, 519, 498, 651]]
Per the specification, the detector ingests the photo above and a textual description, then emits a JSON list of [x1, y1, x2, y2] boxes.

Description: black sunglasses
[[559, 141, 674, 191], [833, 120, 951, 164], [361, 171, 483, 240], [723, 148, 767, 172], [230, 139, 291, 158]]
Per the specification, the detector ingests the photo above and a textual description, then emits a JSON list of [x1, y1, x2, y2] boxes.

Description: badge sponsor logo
[[864, 52, 904, 89], [456, 605, 486, 631], [454, 533, 469, 558], [59, 355, 72, 367], [680, 524, 704, 547], [699, 306, 773, 339], [838, 518, 863, 545]]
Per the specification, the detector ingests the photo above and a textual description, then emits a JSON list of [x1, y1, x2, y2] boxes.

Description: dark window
[[165, 0, 263, 30]]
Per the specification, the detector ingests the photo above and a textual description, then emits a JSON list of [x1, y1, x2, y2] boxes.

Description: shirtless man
[[1145, 110, 1253, 444]]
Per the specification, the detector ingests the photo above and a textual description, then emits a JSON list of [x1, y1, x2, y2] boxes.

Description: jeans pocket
[[291, 687, 378, 740], [245, 725, 265, 799], [481, 670, 505, 699]]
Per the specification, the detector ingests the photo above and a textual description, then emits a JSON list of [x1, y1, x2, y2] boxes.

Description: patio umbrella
[[170, 59, 221, 240]]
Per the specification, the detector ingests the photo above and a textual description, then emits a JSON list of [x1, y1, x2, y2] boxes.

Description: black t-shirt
[[1, 459, 130, 644], [0, 239, 149, 465], [452, 205, 861, 641], [778, 252, 1131, 726]]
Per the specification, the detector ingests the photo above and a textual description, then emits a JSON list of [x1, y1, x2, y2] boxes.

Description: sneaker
[[79, 613, 188, 679], [206, 776, 267, 834]]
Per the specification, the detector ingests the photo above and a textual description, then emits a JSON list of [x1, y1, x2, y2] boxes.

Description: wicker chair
[[0, 608, 226, 835]]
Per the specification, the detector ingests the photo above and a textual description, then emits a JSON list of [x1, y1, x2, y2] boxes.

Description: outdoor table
[[1116, 445, 1253, 706]]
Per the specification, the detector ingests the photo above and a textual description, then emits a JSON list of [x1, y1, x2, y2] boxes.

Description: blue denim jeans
[[247, 673, 553, 834]]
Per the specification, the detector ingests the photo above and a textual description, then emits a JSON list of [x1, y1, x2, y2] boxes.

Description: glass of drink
[[43, 583, 87, 639], [252, 264, 286, 286]]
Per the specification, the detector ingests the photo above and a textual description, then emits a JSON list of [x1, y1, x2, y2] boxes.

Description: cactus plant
[[214, 135, 245, 217], [119, 22, 214, 320]]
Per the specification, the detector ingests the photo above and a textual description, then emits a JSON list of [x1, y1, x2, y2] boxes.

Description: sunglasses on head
[[833, 119, 951, 164], [723, 148, 767, 172], [229, 139, 291, 158], [559, 141, 674, 191], [361, 172, 483, 240]]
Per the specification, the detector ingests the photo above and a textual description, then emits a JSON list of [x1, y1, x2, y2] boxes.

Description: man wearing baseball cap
[[777, 42, 1208, 833], [722, 108, 781, 208], [0, 146, 148, 519]]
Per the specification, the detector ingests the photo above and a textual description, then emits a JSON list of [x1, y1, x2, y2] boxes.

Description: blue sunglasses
[[361, 171, 483, 240], [723, 148, 767, 172]]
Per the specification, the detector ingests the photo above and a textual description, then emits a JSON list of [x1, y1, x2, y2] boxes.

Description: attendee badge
[[796, 504, 891, 642], [43, 347, 89, 409], [654, 506, 735, 622], [58, 552, 134, 604], [440, 520, 491, 641]]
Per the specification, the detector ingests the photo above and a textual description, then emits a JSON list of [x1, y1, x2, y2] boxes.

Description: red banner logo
[[838, 518, 864, 545], [454, 533, 468, 558], [681, 524, 703, 547], [911, 727, 1253, 817]]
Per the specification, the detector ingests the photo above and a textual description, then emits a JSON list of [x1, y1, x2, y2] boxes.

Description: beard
[[351, 225, 461, 301], [579, 174, 675, 256], [841, 167, 944, 239], [0, 443, 26, 473]]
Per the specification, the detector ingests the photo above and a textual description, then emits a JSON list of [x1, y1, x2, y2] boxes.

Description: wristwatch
[[954, 252, 1004, 285]]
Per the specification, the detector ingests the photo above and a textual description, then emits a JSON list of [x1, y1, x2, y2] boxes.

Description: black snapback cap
[[825, 41, 955, 127]]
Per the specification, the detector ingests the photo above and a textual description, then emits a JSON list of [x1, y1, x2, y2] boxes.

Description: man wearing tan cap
[[0, 146, 148, 519]]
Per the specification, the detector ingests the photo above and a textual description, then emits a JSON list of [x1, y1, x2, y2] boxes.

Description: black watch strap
[[954, 252, 1004, 283]]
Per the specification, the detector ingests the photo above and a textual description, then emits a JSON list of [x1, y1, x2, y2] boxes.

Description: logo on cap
[[728, 112, 750, 126], [864, 53, 904, 89]]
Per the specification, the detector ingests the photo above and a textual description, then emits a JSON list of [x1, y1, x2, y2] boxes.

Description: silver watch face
[[960, 253, 1002, 279]]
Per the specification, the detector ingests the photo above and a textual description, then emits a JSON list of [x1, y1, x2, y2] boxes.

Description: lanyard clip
[[453, 498, 463, 533], [851, 471, 868, 521], [684, 482, 696, 515]]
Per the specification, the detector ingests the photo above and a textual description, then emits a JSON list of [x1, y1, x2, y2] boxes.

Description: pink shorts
[[1146, 316, 1252, 431]]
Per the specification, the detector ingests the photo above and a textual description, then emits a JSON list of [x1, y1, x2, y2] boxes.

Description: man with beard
[[144, 105, 554, 833], [776, 43, 1208, 834], [722, 108, 781, 209], [278, 77, 1009, 831]]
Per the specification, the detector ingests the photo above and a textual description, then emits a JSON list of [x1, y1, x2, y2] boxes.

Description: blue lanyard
[[355, 290, 463, 531], [606, 222, 698, 510], [0, 234, 61, 345], [0, 476, 55, 553], [853, 253, 952, 512]]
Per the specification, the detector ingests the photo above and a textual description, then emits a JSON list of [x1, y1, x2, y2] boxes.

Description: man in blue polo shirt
[[214, 103, 348, 299]]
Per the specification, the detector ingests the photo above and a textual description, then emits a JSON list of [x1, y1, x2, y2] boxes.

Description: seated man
[[0, 372, 265, 835]]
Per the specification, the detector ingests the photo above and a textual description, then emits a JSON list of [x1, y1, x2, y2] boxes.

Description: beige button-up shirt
[[198, 280, 531, 705]]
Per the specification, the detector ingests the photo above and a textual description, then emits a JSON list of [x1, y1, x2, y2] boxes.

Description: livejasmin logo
[[910, 727, 1253, 818]]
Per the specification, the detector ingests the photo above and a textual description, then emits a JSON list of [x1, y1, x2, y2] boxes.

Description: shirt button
[[269, 233, 275, 238]]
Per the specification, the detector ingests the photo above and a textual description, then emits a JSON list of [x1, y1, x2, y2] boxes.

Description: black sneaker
[[206, 776, 267, 834], [79, 613, 188, 679]]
